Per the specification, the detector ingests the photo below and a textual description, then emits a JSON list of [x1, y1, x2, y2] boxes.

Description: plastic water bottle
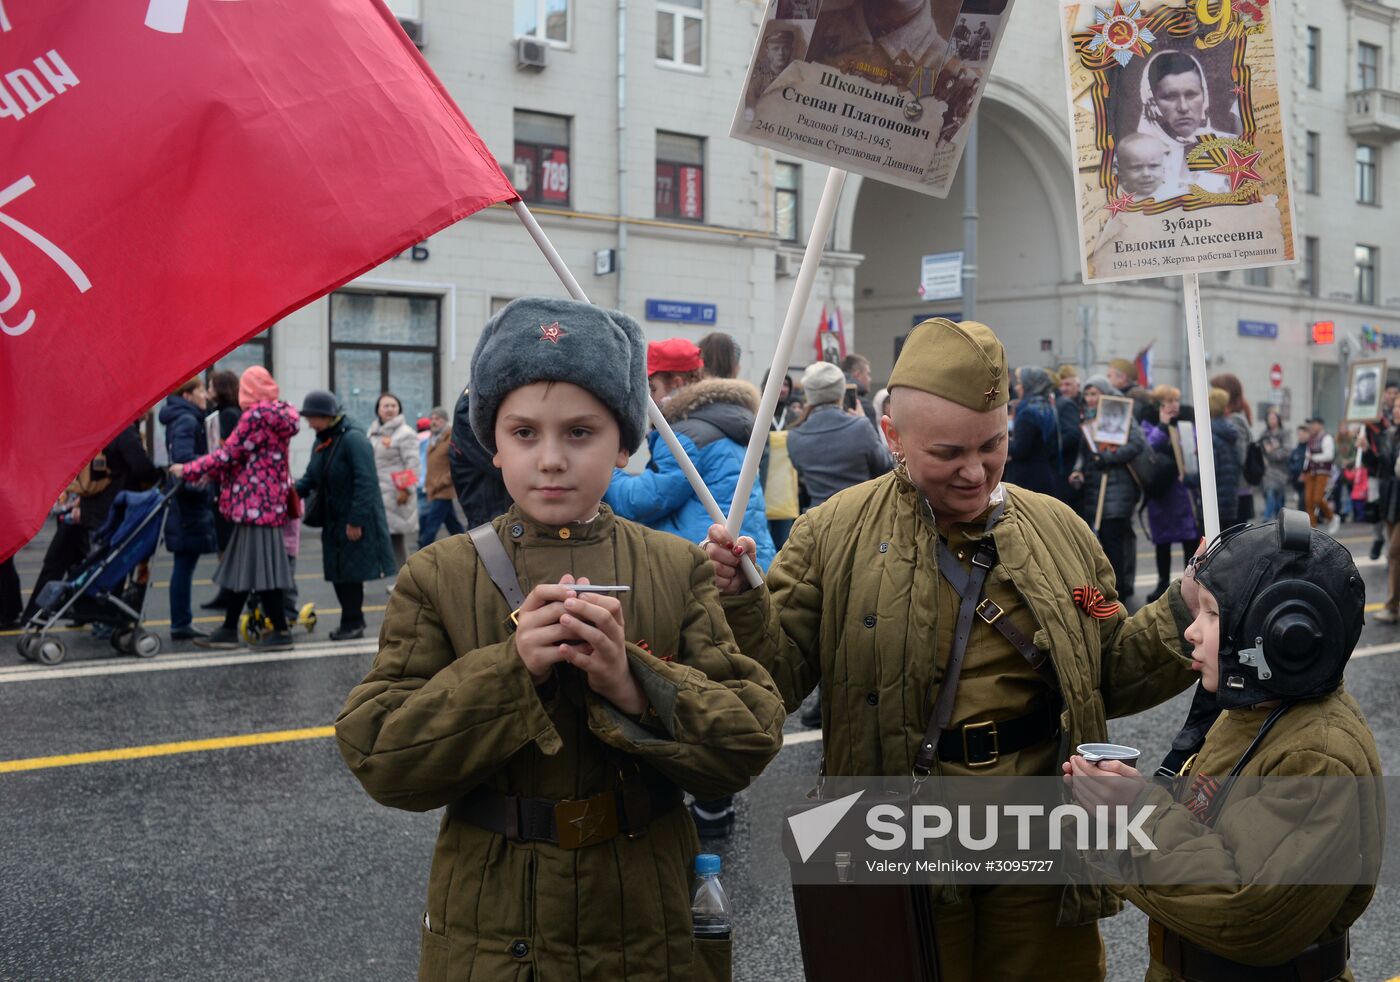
[[691, 853, 732, 941]]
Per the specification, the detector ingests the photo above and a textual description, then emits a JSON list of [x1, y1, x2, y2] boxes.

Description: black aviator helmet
[[1193, 509, 1364, 710]]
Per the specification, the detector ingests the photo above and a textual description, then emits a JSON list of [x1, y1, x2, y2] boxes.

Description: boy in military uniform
[[706, 318, 1201, 980], [335, 298, 785, 981], [1067, 511, 1383, 981]]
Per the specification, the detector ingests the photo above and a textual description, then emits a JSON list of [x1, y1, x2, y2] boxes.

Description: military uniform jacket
[[1122, 688, 1383, 981], [720, 473, 1197, 923], [336, 506, 785, 981]]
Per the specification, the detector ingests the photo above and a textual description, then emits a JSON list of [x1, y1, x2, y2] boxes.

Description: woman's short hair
[[1151, 384, 1180, 404], [377, 392, 403, 414], [176, 376, 203, 396]]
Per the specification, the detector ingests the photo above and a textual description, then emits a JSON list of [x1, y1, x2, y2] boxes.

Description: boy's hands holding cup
[[1061, 755, 1147, 813], [514, 575, 646, 715]]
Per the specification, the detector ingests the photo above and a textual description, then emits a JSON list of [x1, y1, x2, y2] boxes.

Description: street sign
[[1238, 320, 1279, 339], [919, 252, 963, 301], [1270, 364, 1282, 388], [644, 299, 717, 324]]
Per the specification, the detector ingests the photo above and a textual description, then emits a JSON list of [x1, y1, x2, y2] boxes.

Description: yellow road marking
[[0, 605, 387, 637], [0, 726, 335, 774]]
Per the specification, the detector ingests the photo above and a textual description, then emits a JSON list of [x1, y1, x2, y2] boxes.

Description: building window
[[655, 131, 705, 221], [1358, 42, 1380, 90], [1357, 144, 1379, 204], [657, 0, 704, 69], [212, 328, 272, 378], [1307, 27, 1321, 89], [1356, 245, 1379, 304], [1302, 236, 1319, 296], [1305, 131, 1320, 194], [513, 110, 571, 206], [515, 0, 569, 44], [329, 291, 441, 428], [1245, 267, 1271, 287], [775, 162, 800, 241]]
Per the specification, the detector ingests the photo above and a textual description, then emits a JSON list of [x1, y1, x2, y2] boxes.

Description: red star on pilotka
[[1210, 145, 1264, 193], [538, 321, 566, 343], [1106, 191, 1136, 216]]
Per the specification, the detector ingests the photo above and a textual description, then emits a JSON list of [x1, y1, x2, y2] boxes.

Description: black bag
[[1129, 447, 1177, 498], [1242, 441, 1266, 486], [302, 435, 341, 529]]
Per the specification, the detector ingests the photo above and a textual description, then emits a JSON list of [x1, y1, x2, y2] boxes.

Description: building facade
[[210, 0, 1400, 473]]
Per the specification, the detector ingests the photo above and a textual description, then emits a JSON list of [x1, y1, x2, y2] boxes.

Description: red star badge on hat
[[539, 322, 566, 343], [1106, 191, 1136, 216], [1210, 145, 1263, 193]]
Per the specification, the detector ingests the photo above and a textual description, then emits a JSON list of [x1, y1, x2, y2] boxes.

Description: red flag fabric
[[0, 0, 517, 560], [814, 304, 830, 363]]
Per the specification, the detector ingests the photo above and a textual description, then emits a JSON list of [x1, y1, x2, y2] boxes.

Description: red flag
[[0, 0, 517, 560], [814, 304, 830, 363]]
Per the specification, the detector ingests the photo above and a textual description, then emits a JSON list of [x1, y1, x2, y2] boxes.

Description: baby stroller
[[16, 484, 178, 666]]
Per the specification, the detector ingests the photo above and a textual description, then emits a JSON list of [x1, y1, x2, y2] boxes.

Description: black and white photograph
[[1092, 393, 1133, 445], [1346, 359, 1386, 422]]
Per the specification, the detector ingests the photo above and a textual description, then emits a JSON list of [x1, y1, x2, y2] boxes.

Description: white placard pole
[[511, 200, 763, 588], [1182, 272, 1220, 542], [725, 167, 847, 539]]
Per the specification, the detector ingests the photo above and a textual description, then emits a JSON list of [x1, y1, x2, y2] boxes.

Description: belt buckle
[[961, 720, 999, 768], [555, 794, 619, 849], [975, 598, 1004, 625]]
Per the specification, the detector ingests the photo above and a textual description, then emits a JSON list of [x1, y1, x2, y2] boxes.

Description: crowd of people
[[3, 305, 1384, 982]]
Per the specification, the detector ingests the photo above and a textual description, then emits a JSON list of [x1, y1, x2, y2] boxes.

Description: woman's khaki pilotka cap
[[888, 318, 1009, 411]]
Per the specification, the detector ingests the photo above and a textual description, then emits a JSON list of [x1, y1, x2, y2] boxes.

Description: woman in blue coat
[[605, 342, 776, 570], [160, 378, 218, 640], [1140, 385, 1199, 602]]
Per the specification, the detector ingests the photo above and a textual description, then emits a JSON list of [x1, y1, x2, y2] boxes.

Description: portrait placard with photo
[[1345, 359, 1387, 423]]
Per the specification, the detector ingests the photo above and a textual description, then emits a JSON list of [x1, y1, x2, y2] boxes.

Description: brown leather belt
[[450, 782, 681, 850], [935, 702, 1060, 768], [1150, 921, 1349, 982]]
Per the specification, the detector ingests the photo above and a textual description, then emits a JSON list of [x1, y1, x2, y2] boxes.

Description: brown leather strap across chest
[[1150, 921, 1348, 982], [450, 781, 682, 850]]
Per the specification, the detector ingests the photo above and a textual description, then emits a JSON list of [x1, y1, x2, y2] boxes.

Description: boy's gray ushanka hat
[[469, 297, 648, 454]]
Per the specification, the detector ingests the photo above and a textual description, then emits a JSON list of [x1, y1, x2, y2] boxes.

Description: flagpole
[[511, 200, 764, 588], [1182, 272, 1220, 542], [724, 167, 847, 540]]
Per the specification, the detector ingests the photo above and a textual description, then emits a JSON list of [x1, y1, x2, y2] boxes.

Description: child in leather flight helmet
[[1065, 509, 1383, 982], [333, 297, 784, 981]]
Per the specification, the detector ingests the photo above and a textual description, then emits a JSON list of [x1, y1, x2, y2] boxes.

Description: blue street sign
[[1237, 319, 1279, 339], [645, 299, 717, 324]]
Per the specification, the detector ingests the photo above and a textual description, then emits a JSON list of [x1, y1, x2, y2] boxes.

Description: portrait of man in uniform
[[1346, 360, 1386, 422], [748, 23, 806, 106], [807, 0, 961, 89]]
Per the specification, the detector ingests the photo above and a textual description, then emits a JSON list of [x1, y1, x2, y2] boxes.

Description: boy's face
[[1183, 585, 1221, 692], [1117, 140, 1165, 196], [492, 381, 630, 526]]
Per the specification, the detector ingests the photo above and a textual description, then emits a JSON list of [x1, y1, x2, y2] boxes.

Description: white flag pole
[[511, 200, 764, 588], [724, 167, 847, 539], [1182, 272, 1220, 542]]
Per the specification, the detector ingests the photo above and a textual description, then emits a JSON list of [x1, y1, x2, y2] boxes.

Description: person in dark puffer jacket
[[1071, 375, 1145, 599], [159, 378, 219, 640]]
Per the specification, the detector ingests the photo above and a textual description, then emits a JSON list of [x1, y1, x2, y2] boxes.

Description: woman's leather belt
[[450, 782, 681, 850], [1150, 921, 1348, 982]]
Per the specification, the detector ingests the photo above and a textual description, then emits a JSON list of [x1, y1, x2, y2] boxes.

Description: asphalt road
[[3, 521, 1399, 981]]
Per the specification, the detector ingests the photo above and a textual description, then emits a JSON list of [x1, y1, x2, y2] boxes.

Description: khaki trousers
[[935, 885, 1105, 981], [1303, 472, 1334, 527]]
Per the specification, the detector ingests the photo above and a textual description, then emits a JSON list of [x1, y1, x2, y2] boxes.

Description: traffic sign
[[1269, 364, 1282, 388]]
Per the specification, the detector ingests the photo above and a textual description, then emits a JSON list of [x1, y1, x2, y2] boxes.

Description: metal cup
[[1075, 743, 1141, 769]]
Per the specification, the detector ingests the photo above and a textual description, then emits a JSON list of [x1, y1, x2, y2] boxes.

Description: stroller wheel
[[132, 629, 161, 659], [16, 635, 36, 660], [112, 628, 136, 654], [299, 603, 317, 632], [239, 612, 261, 643], [35, 638, 65, 666]]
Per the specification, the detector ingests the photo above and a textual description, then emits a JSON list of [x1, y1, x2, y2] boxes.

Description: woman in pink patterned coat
[[169, 366, 300, 651]]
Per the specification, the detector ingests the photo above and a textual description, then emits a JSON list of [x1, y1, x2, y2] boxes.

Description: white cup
[[1075, 743, 1141, 768]]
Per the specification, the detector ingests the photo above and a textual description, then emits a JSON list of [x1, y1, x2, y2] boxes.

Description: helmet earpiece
[[1231, 581, 1342, 698]]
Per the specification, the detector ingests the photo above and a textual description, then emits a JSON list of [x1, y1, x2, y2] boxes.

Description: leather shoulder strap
[[468, 522, 526, 612]]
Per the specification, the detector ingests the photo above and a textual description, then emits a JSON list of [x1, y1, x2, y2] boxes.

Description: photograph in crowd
[[1090, 393, 1132, 445], [1346, 359, 1386, 422], [733, 0, 1015, 195], [1059, 0, 1294, 282]]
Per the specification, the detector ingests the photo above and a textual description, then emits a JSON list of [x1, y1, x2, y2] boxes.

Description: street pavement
[[3, 521, 1400, 981]]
